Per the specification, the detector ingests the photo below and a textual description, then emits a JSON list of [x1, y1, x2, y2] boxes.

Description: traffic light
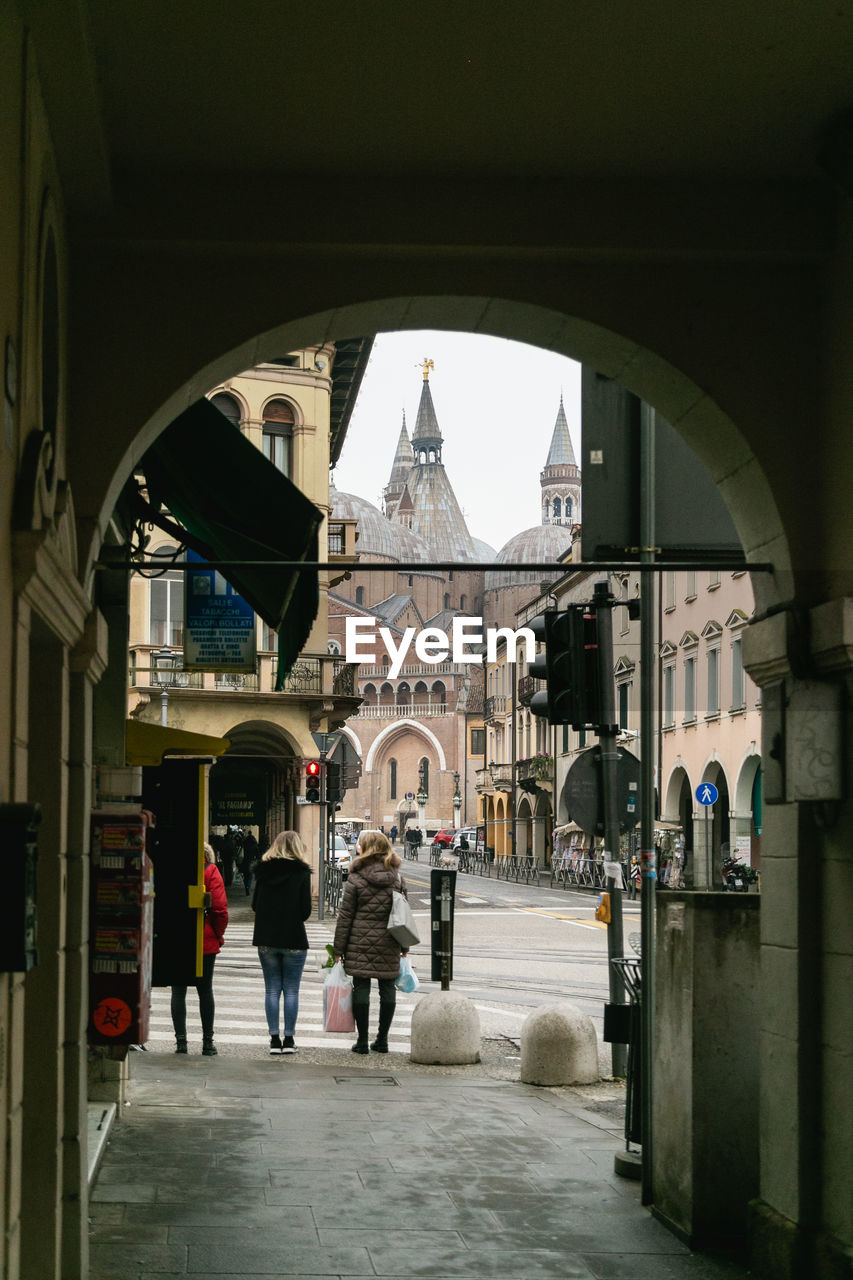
[[528, 606, 603, 729], [305, 760, 322, 803], [326, 760, 344, 805]]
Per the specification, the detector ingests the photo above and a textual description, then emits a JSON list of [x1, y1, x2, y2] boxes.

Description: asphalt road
[[398, 854, 641, 1071]]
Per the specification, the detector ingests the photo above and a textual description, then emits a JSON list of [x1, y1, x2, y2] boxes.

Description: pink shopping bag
[[323, 961, 355, 1033]]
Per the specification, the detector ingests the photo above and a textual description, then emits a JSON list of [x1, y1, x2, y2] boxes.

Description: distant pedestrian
[[334, 830, 409, 1055], [251, 830, 313, 1055], [241, 831, 260, 895], [219, 829, 238, 887], [171, 842, 228, 1056], [390, 824, 398, 844]]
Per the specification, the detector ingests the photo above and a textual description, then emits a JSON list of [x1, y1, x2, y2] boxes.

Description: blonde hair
[[203, 842, 216, 864], [356, 829, 399, 869], [262, 830, 310, 866]]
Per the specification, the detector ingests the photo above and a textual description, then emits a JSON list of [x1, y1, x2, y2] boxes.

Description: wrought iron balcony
[[517, 674, 541, 706]]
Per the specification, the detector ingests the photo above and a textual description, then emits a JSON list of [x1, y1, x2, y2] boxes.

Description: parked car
[[453, 827, 477, 850], [328, 834, 352, 878], [432, 829, 457, 848]]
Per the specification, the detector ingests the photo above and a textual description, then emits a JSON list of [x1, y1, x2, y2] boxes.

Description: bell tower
[[541, 395, 581, 527]]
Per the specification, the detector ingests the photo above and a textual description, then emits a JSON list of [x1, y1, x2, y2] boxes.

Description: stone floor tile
[[185, 1240, 373, 1273], [89, 1240, 187, 1274]]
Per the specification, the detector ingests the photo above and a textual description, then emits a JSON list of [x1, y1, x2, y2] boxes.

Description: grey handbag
[[387, 889, 420, 948]]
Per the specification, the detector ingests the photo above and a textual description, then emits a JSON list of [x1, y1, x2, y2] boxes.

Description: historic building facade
[[127, 347, 364, 855]]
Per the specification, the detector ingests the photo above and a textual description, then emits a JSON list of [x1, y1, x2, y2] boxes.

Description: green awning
[[141, 399, 322, 676]]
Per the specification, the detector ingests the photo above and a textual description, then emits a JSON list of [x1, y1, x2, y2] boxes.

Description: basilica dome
[[329, 484, 434, 565], [485, 523, 573, 591]]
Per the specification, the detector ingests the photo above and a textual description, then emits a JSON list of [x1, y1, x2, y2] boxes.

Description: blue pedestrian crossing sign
[[696, 782, 719, 806]]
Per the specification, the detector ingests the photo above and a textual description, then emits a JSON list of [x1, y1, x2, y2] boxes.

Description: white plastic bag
[[395, 955, 419, 993], [387, 890, 420, 947], [323, 960, 355, 1032]]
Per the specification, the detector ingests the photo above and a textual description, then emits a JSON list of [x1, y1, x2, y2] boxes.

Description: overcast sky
[[332, 330, 582, 553]]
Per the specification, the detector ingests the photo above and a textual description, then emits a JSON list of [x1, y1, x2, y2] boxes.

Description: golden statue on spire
[[420, 357, 434, 381]]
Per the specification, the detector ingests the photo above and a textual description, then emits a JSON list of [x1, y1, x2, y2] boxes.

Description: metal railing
[[279, 658, 322, 694], [332, 660, 356, 696], [550, 856, 614, 891], [517, 674, 540, 705], [484, 695, 507, 720], [323, 862, 344, 915]]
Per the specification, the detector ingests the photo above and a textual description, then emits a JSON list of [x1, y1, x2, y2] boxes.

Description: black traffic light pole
[[593, 581, 628, 1079]]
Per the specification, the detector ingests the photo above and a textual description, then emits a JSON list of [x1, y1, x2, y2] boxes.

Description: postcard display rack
[[88, 812, 154, 1046]]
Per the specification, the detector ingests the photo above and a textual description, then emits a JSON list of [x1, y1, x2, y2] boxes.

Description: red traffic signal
[[305, 760, 322, 802]]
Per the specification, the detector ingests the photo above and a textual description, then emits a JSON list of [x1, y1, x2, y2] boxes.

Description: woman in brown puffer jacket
[[333, 829, 409, 1054]]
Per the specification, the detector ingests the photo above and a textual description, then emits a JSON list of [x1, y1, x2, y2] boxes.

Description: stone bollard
[[410, 991, 481, 1064], [520, 1001, 600, 1086]]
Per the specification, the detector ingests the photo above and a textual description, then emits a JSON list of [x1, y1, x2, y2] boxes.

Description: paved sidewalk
[[89, 1048, 754, 1279]]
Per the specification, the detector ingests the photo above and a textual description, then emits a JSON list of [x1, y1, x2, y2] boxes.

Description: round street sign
[[562, 747, 641, 836], [696, 782, 719, 806], [405, 792, 414, 800]]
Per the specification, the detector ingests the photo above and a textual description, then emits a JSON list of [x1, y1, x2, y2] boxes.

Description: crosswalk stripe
[[146, 931, 420, 1052]]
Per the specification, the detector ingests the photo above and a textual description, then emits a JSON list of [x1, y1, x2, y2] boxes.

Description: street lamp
[[152, 648, 181, 726], [416, 763, 427, 836], [452, 769, 461, 828]]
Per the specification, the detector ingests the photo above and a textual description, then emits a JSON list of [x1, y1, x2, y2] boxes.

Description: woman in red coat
[[171, 842, 229, 1056]]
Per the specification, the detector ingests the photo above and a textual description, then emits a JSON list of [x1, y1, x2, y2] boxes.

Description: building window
[[389, 758, 397, 800], [552, 496, 561, 520], [544, 498, 550, 519], [685, 570, 696, 600], [665, 571, 675, 610], [707, 648, 720, 717], [460, 594, 467, 610], [562, 723, 569, 753], [708, 569, 720, 589], [262, 399, 295, 477], [149, 546, 184, 647], [443, 593, 451, 609], [470, 728, 485, 755], [618, 681, 631, 729], [210, 392, 241, 426], [565, 496, 572, 521], [355, 586, 364, 606], [408, 575, 413, 587], [663, 664, 675, 728], [731, 637, 744, 708], [684, 656, 696, 722]]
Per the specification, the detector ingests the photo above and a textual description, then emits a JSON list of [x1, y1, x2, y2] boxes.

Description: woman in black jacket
[[251, 830, 313, 1055]]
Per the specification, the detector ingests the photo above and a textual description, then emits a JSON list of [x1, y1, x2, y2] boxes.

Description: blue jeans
[[258, 948, 307, 1036]]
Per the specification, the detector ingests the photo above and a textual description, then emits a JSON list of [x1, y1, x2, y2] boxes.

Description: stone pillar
[[743, 601, 853, 1280]]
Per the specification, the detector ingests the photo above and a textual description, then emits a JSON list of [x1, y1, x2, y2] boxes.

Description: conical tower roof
[[411, 378, 442, 445], [387, 412, 414, 486], [545, 395, 577, 467]]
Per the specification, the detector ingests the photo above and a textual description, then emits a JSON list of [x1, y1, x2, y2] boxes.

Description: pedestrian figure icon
[[696, 782, 719, 806]]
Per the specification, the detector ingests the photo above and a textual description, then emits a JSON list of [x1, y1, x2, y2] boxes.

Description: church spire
[[545, 394, 577, 467], [411, 362, 443, 462], [383, 411, 415, 517], [541, 394, 581, 528]]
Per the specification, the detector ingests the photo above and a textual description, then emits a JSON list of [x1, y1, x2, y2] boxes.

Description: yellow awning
[[125, 719, 230, 767]]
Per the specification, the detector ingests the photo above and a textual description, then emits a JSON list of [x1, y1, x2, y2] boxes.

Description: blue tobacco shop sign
[[182, 550, 257, 673]]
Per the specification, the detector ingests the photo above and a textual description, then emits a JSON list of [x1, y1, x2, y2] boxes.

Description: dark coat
[[333, 854, 408, 979], [251, 857, 313, 949], [203, 863, 229, 955]]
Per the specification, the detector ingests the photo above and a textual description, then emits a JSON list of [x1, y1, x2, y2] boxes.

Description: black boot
[[371, 1002, 395, 1053], [174, 1036, 187, 1054], [201, 1037, 217, 1057], [352, 1003, 370, 1054]]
